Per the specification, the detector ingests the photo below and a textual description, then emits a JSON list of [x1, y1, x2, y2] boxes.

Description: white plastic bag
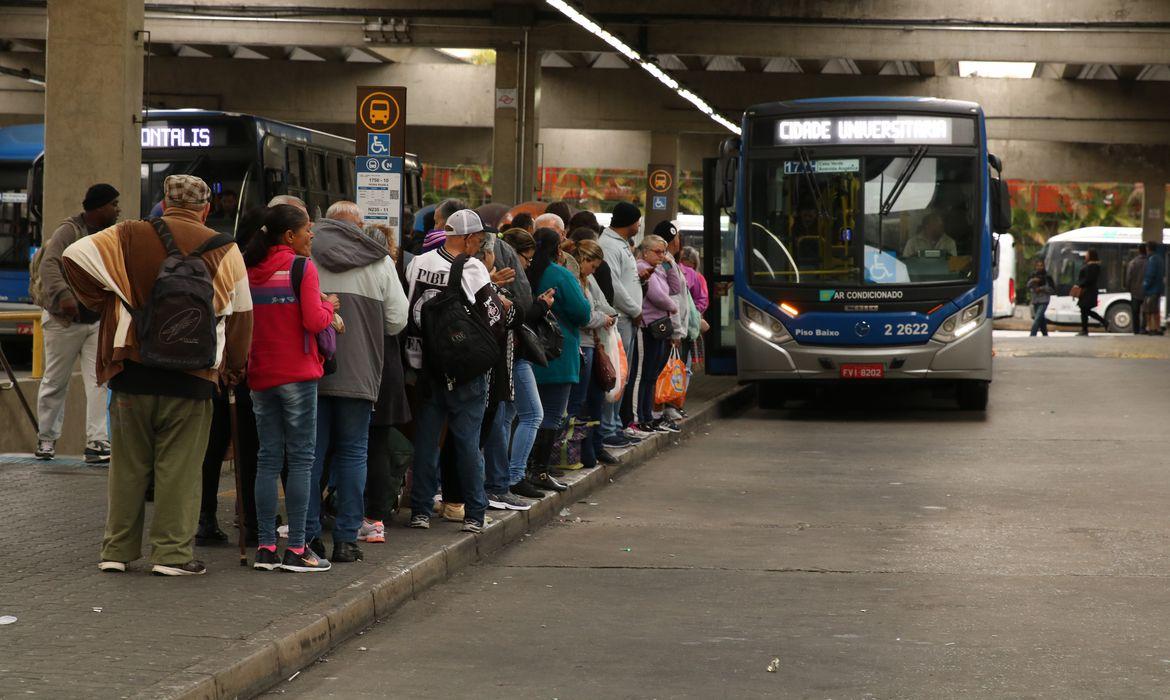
[[601, 326, 628, 403]]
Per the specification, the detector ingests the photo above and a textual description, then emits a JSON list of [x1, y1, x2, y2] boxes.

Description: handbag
[[592, 330, 617, 391], [535, 309, 564, 361], [517, 323, 549, 367], [1070, 284, 1082, 299], [291, 256, 338, 375], [647, 316, 673, 340]]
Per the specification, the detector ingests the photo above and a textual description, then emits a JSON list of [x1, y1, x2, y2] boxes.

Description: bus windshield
[[141, 158, 252, 235], [746, 153, 978, 286]]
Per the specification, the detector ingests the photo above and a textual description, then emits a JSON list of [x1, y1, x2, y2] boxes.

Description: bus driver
[[903, 211, 957, 258]]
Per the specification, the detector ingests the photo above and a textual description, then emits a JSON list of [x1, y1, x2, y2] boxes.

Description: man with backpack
[[62, 175, 253, 576], [404, 209, 510, 533], [30, 183, 120, 463], [304, 201, 408, 564]]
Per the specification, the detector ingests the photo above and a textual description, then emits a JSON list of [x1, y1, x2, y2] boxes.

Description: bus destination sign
[[771, 116, 974, 146], [140, 125, 224, 149]]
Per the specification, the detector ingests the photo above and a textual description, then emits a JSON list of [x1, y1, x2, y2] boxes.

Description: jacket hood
[[247, 245, 297, 285], [311, 218, 389, 272]]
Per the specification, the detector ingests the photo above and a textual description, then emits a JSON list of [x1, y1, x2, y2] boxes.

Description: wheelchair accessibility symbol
[[367, 134, 390, 156]]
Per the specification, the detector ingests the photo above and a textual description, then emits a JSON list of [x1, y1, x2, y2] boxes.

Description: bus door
[[701, 157, 737, 375]]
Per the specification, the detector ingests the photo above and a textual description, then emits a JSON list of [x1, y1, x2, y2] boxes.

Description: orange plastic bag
[[654, 347, 687, 407]]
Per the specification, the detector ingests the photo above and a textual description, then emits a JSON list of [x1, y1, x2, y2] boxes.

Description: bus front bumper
[[735, 318, 993, 382]]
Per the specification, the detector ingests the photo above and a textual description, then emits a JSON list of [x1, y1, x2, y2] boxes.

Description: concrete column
[[1142, 181, 1166, 241], [643, 131, 680, 237], [491, 43, 540, 205], [43, 0, 143, 228]]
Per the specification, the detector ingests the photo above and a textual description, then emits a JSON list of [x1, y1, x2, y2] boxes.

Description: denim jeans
[[601, 317, 635, 439], [567, 347, 594, 418], [637, 330, 670, 424], [307, 396, 373, 545], [568, 346, 600, 467], [508, 359, 543, 486], [251, 381, 317, 548], [1030, 302, 1049, 336], [483, 400, 511, 494], [410, 374, 489, 524], [538, 382, 573, 431]]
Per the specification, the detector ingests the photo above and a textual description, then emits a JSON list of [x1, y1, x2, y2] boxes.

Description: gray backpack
[[124, 218, 233, 371]]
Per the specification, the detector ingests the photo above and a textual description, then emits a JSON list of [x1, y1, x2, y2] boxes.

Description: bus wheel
[[757, 383, 788, 409], [956, 380, 989, 411], [1105, 303, 1131, 333]]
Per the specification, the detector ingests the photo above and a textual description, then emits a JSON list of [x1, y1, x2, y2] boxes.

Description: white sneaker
[[624, 426, 652, 440], [357, 519, 385, 543], [662, 406, 684, 422], [34, 439, 55, 460]]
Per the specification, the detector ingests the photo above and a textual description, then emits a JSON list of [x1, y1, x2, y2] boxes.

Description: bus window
[[142, 159, 251, 235], [286, 146, 305, 189], [326, 155, 342, 198], [1051, 243, 1086, 296], [309, 152, 326, 192]]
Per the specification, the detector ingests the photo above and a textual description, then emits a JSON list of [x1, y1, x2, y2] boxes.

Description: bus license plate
[[840, 363, 884, 379]]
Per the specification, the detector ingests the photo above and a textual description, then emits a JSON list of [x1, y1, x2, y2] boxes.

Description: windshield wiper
[[879, 146, 928, 217], [796, 147, 829, 220]]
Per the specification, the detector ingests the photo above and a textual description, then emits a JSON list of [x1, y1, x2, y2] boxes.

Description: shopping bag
[[654, 347, 687, 407], [603, 328, 628, 404]]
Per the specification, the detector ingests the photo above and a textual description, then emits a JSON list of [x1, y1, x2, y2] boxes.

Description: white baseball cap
[[444, 209, 484, 237]]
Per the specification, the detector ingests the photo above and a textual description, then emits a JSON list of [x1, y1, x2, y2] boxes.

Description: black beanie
[[653, 219, 678, 243], [610, 201, 641, 230], [83, 183, 119, 212]]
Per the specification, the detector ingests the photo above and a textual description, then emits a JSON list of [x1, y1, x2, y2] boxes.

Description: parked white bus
[[1040, 227, 1170, 332]]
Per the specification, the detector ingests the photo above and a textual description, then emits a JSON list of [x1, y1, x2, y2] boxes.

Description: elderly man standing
[[597, 202, 643, 448], [305, 201, 408, 563], [63, 175, 253, 576], [32, 184, 120, 464]]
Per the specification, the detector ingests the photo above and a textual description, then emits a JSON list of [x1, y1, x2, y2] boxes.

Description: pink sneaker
[[357, 519, 385, 543]]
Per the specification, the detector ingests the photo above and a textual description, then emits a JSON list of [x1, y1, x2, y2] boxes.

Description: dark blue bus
[[708, 98, 1012, 410]]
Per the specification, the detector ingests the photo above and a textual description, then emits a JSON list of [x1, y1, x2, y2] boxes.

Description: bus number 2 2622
[[884, 322, 929, 336]]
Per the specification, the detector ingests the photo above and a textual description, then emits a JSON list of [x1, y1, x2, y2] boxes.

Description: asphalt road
[[271, 341, 1170, 699]]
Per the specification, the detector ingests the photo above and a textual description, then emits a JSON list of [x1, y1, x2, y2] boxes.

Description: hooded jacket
[[246, 245, 334, 392], [311, 218, 408, 402], [638, 259, 679, 326], [600, 227, 643, 319]]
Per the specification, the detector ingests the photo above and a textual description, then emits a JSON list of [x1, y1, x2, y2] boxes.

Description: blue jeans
[[538, 382, 573, 431], [251, 381, 318, 548], [483, 400, 511, 494], [307, 396, 373, 544], [601, 317, 635, 439], [508, 359, 542, 486], [567, 347, 594, 418], [1030, 302, 1049, 336], [411, 374, 489, 524]]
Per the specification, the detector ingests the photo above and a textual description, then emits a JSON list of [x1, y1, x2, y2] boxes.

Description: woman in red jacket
[[243, 204, 338, 573]]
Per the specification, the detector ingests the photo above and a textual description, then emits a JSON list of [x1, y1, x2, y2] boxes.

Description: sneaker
[[637, 421, 667, 434], [307, 537, 327, 559], [331, 541, 363, 563], [357, 519, 385, 543], [487, 491, 533, 511], [195, 515, 229, 547], [603, 434, 632, 448], [409, 514, 431, 529], [151, 560, 207, 576], [657, 418, 681, 433], [662, 406, 684, 422], [510, 480, 546, 499], [281, 548, 331, 573], [461, 519, 484, 534], [253, 547, 281, 571], [432, 497, 443, 514], [533, 472, 568, 492], [597, 449, 619, 465], [84, 440, 110, 465], [97, 560, 125, 573], [34, 439, 55, 460], [624, 426, 651, 440], [442, 503, 465, 522]]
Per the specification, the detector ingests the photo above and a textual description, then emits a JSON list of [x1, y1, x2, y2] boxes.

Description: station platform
[[0, 374, 746, 699]]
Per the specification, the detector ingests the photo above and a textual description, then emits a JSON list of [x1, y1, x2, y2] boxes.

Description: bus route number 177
[[884, 322, 928, 336]]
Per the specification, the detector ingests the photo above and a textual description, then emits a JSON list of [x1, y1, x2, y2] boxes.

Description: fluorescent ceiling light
[[544, 0, 741, 135], [958, 61, 1036, 79]]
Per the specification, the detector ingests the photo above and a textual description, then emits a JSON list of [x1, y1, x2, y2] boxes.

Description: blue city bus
[[707, 98, 1012, 410], [0, 110, 424, 339]]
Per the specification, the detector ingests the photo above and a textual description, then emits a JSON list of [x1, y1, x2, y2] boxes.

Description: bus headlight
[[741, 300, 792, 343], [932, 297, 986, 343]]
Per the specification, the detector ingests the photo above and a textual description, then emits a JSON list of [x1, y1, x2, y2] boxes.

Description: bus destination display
[[769, 115, 975, 146], [140, 125, 226, 149]]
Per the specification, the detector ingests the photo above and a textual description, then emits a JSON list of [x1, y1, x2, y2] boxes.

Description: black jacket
[[1076, 261, 1101, 308]]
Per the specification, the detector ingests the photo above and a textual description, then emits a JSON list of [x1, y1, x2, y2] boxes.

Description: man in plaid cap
[[63, 174, 254, 576]]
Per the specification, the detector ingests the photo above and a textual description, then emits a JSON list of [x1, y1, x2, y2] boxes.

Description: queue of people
[[37, 178, 710, 576]]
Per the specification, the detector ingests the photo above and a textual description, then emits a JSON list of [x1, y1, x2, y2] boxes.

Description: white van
[[1040, 227, 1170, 332]]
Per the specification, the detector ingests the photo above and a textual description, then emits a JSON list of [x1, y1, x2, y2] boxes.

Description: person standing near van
[[1124, 244, 1148, 335], [1075, 248, 1108, 336], [1027, 259, 1056, 337]]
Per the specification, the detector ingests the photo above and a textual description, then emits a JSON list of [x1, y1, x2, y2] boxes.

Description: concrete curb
[[152, 381, 753, 700]]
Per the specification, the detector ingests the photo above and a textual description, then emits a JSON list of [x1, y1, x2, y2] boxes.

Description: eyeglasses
[[520, 251, 534, 262]]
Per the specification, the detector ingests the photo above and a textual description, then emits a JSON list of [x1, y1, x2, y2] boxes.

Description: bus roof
[[1047, 226, 1170, 244], [746, 97, 982, 119], [0, 123, 45, 163]]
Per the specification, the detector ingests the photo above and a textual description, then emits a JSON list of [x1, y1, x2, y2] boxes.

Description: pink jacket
[[246, 245, 335, 392], [682, 264, 709, 313], [638, 259, 678, 325]]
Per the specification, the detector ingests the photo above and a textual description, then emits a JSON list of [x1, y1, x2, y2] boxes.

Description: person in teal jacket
[[527, 228, 592, 491]]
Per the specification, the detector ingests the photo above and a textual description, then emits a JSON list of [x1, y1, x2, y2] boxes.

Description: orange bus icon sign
[[360, 92, 400, 133], [649, 169, 672, 192]]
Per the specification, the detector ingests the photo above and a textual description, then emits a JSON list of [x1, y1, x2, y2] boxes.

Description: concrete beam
[[988, 140, 1170, 183]]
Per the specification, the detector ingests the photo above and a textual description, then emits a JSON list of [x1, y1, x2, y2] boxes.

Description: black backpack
[[420, 254, 501, 386], [126, 218, 233, 371]]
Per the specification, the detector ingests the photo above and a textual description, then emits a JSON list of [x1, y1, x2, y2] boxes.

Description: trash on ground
[[0, 616, 16, 625], [358, 647, 367, 652], [766, 657, 780, 673], [559, 508, 571, 517], [622, 547, 632, 552], [92, 607, 102, 613], [287, 671, 300, 682]]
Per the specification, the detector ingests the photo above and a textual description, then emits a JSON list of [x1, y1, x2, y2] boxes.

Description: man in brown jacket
[[63, 175, 253, 576]]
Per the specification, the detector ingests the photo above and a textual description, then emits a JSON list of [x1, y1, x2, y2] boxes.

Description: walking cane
[[0, 343, 37, 434], [227, 390, 247, 567]]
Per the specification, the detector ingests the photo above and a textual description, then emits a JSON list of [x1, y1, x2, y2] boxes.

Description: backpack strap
[[290, 255, 307, 301], [193, 233, 235, 256], [448, 254, 468, 295], [150, 218, 181, 257]]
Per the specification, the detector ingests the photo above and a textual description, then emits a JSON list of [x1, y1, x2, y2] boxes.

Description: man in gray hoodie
[[597, 201, 643, 448], [306, 201, 408, 564]]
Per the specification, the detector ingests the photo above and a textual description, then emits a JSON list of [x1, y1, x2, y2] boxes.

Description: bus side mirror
[[715, 137, 740, 209], [990, 178, 1011, 233]]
